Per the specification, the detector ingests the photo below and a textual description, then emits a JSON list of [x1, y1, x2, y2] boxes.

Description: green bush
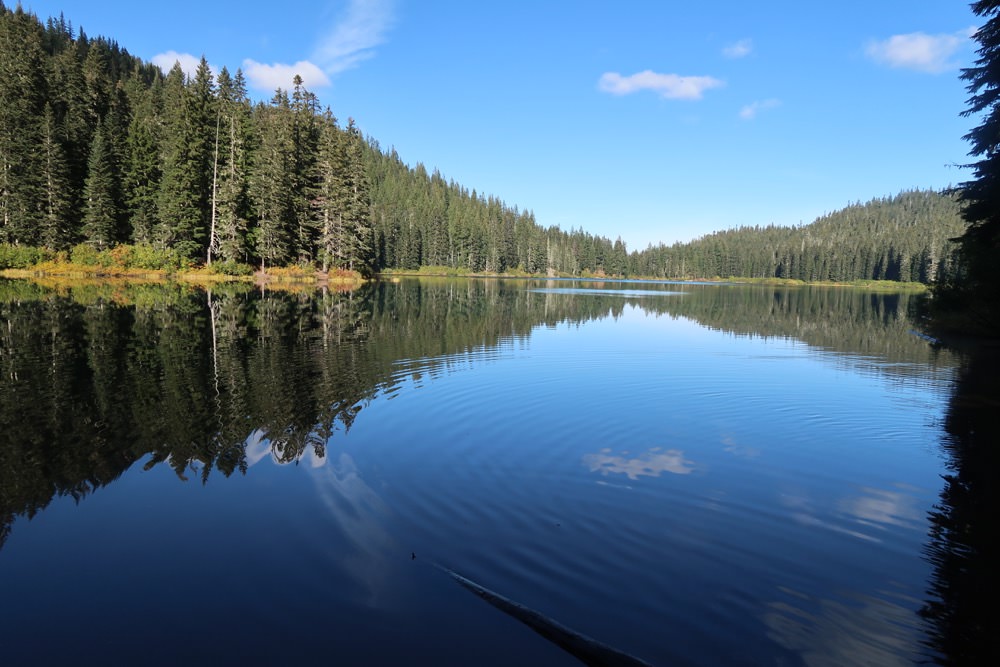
[[209, 260, 254, 276], [0, 243, 52, 268], [69, 243, 101, 266], [125, 244, 189, 271]]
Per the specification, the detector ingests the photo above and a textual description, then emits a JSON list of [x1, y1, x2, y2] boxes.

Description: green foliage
[[931, 1, 1000, 334], [203, 259, 253, 276], [63, 242, 188, 271], [0, 243, 53, 268], [630, 190, 965, 285], [69, 242, 100, 265]]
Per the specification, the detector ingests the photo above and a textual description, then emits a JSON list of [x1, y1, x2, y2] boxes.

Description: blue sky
[[25, 1, 980, 250]]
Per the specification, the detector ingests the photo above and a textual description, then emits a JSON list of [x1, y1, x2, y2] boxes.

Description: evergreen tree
[[290, 75, 321, 264], [0, 5, 47, 244], [156, 61, 212, 258], [123, 76, 162, 244], [39, 102, 74, 248], [946, 0, 1000, 329], [213, 67, 253, 265], [343, 118, 373, 272], [316, 108, 347, 273], [81, 121, 120, 249], [250, 91, 294, 270]]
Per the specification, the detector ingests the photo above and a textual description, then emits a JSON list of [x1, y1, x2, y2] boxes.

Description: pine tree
[[343, 118, 373, 272], [948, 0, 1000, 328], [290, 75, 321, 264], [316, 108, 347, 273], [213, 67, 253, 265], [250, 91, 294, 270], [0, 5, 47, 244], [81, 121, 120, 249], [123, 76, 162, 244], [156, 61, 213, 258], [39, 102, 74, 248]]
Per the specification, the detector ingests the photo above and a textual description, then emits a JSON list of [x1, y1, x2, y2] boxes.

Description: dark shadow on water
[[920, 342, 1000, 665]]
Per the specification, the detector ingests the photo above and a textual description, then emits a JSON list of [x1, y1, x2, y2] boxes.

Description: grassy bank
[[0, 243, 365, 288]]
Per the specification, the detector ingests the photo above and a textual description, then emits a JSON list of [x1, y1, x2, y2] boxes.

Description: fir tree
[[213, 67, 253, 265], [123, 76, 162, 244], [250, 91, 294, 270], [0, 5, 47, 244], [290, 75, 321, 264], [39, 102, 74, 248], [81, 121, 120, 249], [947, 0, 1000, 329]]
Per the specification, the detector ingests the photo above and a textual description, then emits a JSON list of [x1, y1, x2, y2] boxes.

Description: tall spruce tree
[[0, 5, 47, 244], [39, 102, 74, 248], [316, 108, 347, 273], [290, 75, 321, 264], [81, 121, 120, 249], [949, 0, 1000, 329], [123, 76, 162, 244], [250, 91, 294, 270], [343, 118, 373, 273], [213, 67, 253, 265]]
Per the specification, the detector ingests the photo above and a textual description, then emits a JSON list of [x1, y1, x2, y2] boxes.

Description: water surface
[[0, 278, 988, 665]]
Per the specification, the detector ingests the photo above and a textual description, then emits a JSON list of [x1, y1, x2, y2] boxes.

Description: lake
[[0, 277, 995, 666]]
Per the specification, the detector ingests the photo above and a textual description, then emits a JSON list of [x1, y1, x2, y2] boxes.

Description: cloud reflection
[[780, 484, 923, 544], [838, 487, 921, 530], [242, 430, 395, 605], [584, 447, 693, 480], [764, 587, 925, 666]]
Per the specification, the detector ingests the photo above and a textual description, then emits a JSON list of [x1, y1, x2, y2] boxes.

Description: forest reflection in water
[[0, 276, 994, 665]]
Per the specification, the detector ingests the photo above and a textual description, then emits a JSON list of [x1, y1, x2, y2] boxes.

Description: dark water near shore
[[0, 277, 996, 665]]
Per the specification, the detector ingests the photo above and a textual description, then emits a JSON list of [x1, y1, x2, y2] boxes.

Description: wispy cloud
[[723, 38, 753, 59], [312, 0, 396, 74], [865, 28, 974, 74], [598, 70, 724, 100], [739, 98, 781, 120], [243, 0, 395, 91]]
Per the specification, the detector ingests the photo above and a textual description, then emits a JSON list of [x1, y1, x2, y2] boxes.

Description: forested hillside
[[629, 190, 966, 283], [0, 4, 966, 283], [0, 4, 626, 276]]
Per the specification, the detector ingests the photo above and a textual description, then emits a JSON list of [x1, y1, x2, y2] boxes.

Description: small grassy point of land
[[0, 243, 366, 289]]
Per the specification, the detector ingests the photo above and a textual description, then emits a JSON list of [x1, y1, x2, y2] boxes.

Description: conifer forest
[[0, 4, 968, 283]]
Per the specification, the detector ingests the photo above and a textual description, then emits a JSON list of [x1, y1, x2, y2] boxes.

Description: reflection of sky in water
[[764, 587, 924, 667], [838, 486, 921, 530], [244, 432, 394, 606], [781, 484, 924, 544], [531, 288, 686, 297], [306, 452, 395, 606], [583, 447, 693, 479]]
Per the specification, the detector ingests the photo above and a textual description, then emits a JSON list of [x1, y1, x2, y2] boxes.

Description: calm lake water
[[0, 277, 996, 665]]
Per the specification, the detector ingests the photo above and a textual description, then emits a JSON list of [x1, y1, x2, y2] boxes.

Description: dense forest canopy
[[630, 190, 966, 283], [0, 4, 966, 283]]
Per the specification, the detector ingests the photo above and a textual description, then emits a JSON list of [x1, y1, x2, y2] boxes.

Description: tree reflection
[[920, 344, 1000, 664], [0, 278, 962, 552]]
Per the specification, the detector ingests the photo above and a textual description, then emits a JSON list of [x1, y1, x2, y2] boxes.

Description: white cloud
[[865, 29, 972, 74], [598, 70, 724, 100], [151, 51, 204, 79], [739, 98, 781, 119], [723, 38, 753, 59], [242, 59, 332, 91], [241, 0, 395, 91]]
